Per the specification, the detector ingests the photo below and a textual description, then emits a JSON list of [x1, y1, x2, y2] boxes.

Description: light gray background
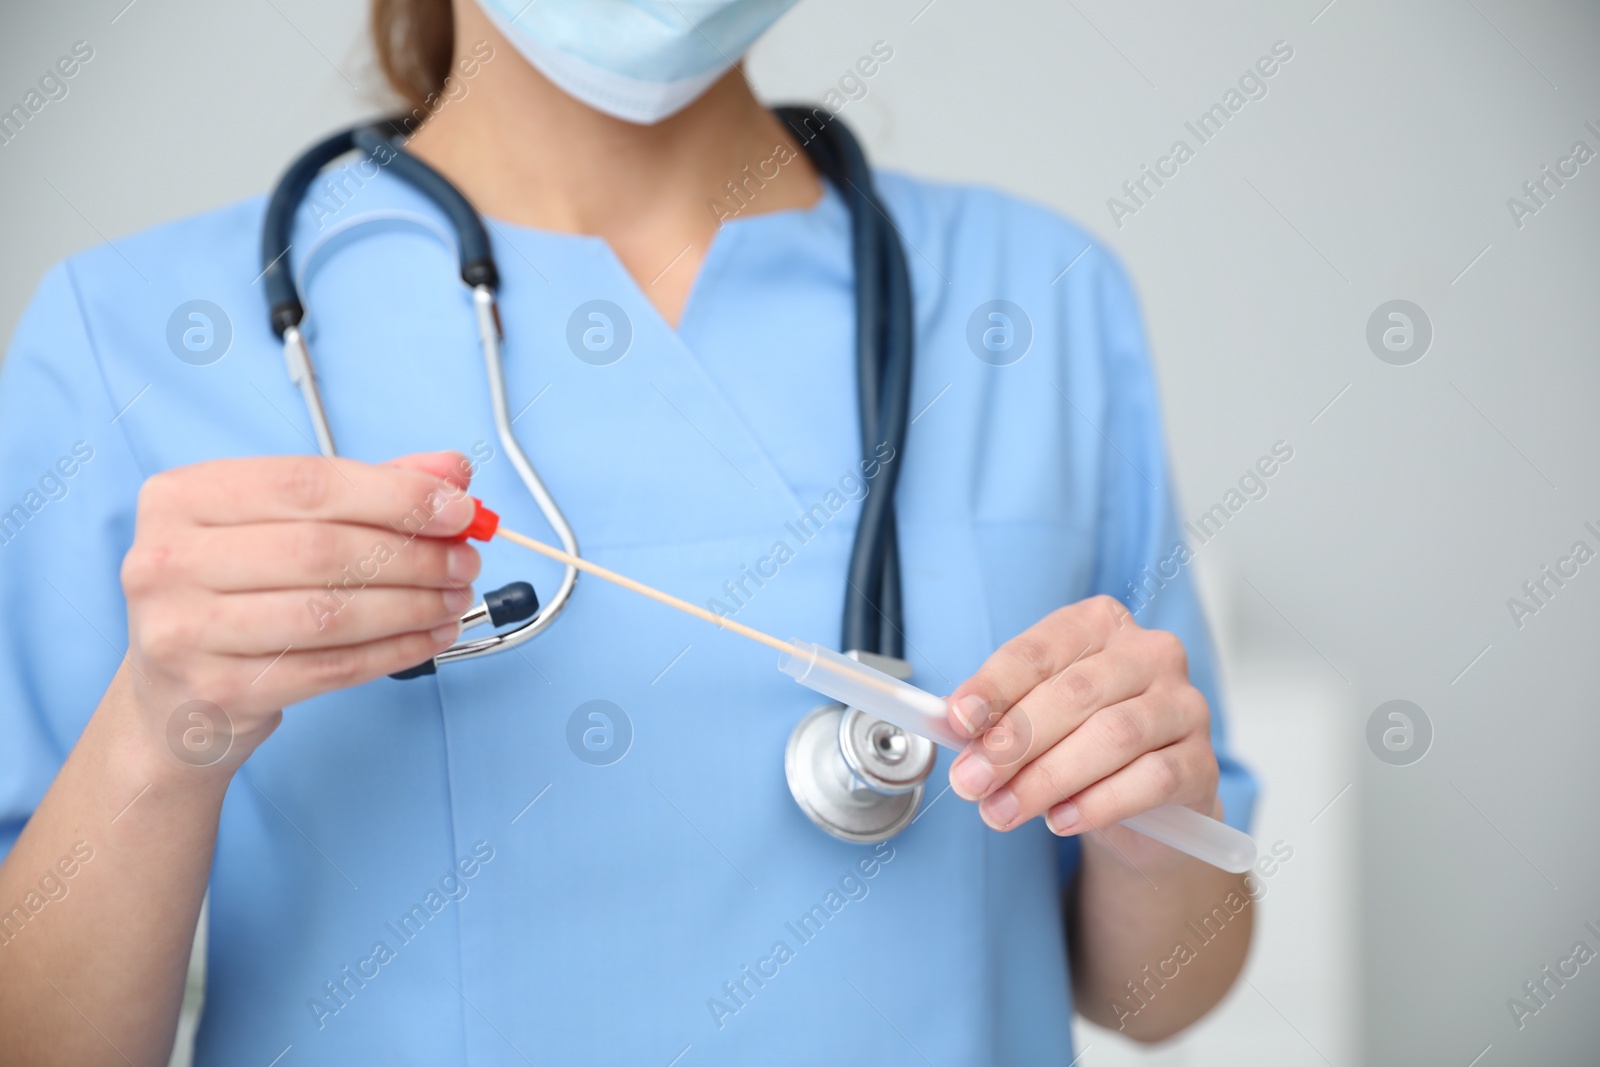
[[3, 1, 1598, 1064]]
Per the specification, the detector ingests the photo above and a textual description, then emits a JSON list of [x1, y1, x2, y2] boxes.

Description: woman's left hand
[[944, 595, 1221, 870]]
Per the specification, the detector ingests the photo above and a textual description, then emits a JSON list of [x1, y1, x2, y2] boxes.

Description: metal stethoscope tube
[[279, 284, 580, 669]]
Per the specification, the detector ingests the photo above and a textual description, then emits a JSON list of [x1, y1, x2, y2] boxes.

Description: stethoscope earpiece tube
[[351, 125, 499, 292], [778, 106, 915, 661], [866, 222, 915, 658], [261, 126, 360, 336]]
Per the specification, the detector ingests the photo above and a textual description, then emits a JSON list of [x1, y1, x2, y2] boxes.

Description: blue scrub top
[[0, 156, 1255, 1065]]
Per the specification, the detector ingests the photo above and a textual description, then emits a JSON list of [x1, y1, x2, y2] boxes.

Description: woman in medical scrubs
[[0, 2, 1258, 1064]]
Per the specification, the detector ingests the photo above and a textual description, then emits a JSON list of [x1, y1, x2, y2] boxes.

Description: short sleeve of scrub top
[[0, 162, 1256, 1067]]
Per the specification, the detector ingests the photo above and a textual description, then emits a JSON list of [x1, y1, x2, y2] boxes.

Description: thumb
[[385, 450, 474, 490]]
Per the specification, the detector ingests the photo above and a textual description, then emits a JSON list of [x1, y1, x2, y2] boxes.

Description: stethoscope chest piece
[[784, 654, 937, 843]]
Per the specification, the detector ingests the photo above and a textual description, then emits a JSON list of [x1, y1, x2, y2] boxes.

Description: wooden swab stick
[[494, 525, 909, 702], [496, 526, 804, 658], [499, 527, 928, 710]]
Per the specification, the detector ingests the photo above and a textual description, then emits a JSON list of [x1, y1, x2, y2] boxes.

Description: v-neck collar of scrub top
[[489, 179, 841, 347], [471, 178, 850, 546]]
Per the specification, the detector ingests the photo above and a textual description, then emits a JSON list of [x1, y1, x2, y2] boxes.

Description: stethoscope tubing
[[262, 109, 912, 669], [773, 106, 915, 660]]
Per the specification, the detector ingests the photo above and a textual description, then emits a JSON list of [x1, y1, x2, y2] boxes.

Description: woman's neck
[[405, 5, 820, 326]]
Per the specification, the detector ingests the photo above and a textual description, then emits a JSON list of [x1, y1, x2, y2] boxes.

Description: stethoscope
[[260, 109, 932, 843]]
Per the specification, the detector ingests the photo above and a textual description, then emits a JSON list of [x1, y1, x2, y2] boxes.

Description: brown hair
[[371, 0, 455, 108]]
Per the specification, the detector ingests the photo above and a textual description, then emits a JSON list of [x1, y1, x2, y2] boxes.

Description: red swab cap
[[447, 497, 499, 542]]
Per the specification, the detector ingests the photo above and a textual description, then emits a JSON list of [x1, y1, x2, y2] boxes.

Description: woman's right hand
[[118, 450, 482, 767]]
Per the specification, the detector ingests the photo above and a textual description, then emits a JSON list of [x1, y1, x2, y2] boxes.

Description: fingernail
[[1046, 801, 1082, 836], [949, 752, 995, 800], [433, 486, 476, 530], [430, 621, 462, 644], [980, 788, 1019, 830], [952, 694, 990, 736], [446, 545, 479, 583], [443, 587, 474, 613]]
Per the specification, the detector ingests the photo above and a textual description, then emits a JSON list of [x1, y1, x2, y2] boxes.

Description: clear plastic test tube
[[779, 640, 1258, 873], [778, 639, 968, 749]]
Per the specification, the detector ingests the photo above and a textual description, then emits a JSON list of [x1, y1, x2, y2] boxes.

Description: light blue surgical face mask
[[473, 0, 802, 124]]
